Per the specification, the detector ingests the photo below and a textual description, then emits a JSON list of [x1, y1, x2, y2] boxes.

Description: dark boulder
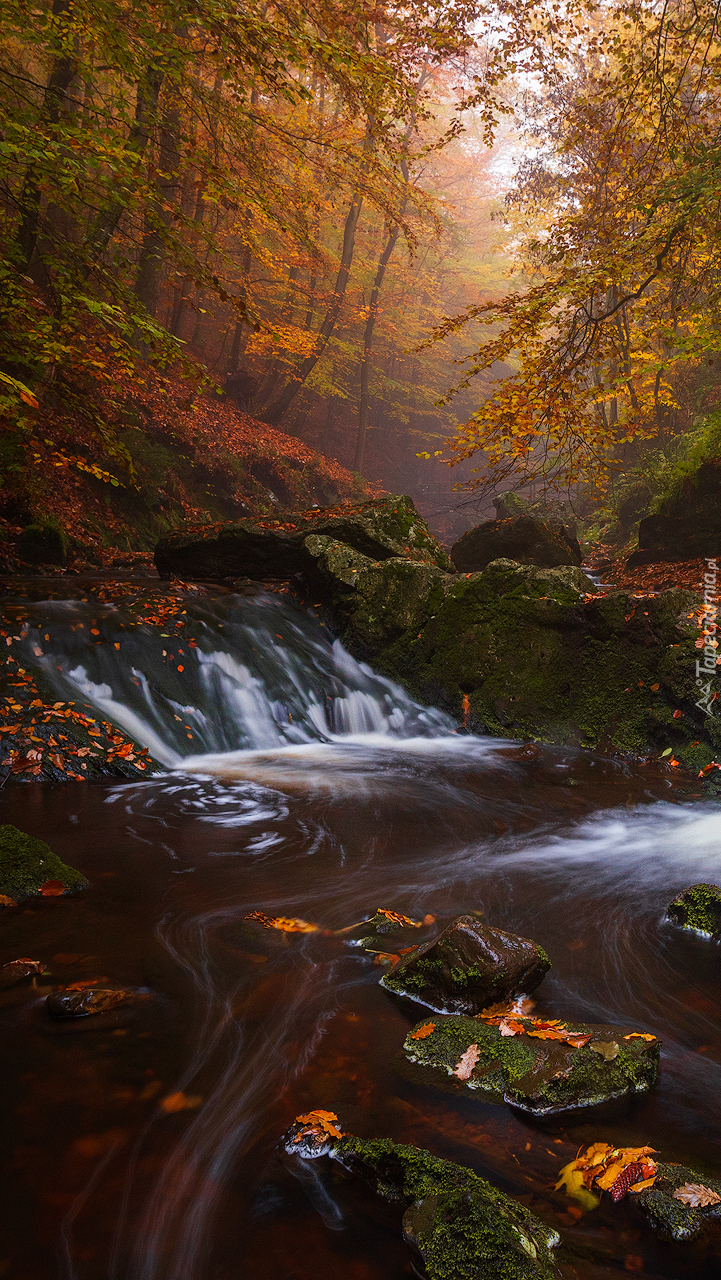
[[666, 883, 721, 939], [17, 518, 68, 566], [452, 516, 581, 573], [154, 494, 452, 580], [0, 824, 88, 902], [402, 1013, 660, 1115], [282, 1124, 561, 1279], [0, 958, 44, 988], [627, 458, 721, 565], [380, 915, 550, 1013], [46, 988, 135, 1017]]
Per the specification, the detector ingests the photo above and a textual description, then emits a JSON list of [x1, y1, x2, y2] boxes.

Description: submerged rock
[[46, 988, 134, 1017], [283, 1122, 560, 1279], [0, 958, 44, 987], [342, 906, 426, 952], [634, 1162, 721, 1240], [451, 516, 581, 572], [402, 1014, 660, 1115], [666, 883, 721, 940], [0, 825, 89, 902], [380, 916, 550, 1013], [154, 494, 452, 580]]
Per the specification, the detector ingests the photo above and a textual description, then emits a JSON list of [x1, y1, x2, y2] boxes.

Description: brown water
[[1, 590, 721, 1279]]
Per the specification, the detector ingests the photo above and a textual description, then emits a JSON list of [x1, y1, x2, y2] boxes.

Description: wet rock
[[402, 1014, 660, 1115], [333, 1136, 560, 1279], [17, 518, 68, 566], [0, 824, 89, 901], [666, 883, 721, 940], [46, 988, 134, 1017], [378, 560, 707, 757], [0, 958, 44, 988], [303, 535, 454, 649], [341, 907, 428, 956], [451, 516, 581, 573], [380, 916, 550, 1014], [154, 494, 452, 580], [634, 1162, 721, 1241]]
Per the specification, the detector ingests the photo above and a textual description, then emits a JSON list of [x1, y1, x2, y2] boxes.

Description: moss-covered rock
[[452, 516, 581, 572], [633, 1162, 721, 1240], [666, 883, 721, 939], [282, 1127, 560, 1279], [381, 915, 550, 1013], [402, 1013, 660, 1115], [154, 494, 452, 579], [0, 824, 88, 901], [303, 534, 454, 648], [629, 458, 721, 564], [378, 559, 714, 760], [17, 518, 68, 566]]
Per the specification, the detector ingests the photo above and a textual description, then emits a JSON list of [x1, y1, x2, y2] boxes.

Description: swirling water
[[1, 587, 720, 1279]]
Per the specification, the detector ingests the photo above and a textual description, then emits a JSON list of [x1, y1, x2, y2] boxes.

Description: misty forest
[[2, 4, 721, 1279]]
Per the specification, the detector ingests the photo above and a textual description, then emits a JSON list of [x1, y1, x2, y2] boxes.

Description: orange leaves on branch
[[244, 911, 318, 933], [409, 1022, 436, 1040], [673, 1183, 721, 1207], [453, 1043, 480, 1080]]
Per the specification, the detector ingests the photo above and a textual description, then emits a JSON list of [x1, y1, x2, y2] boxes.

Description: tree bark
[[134, 99, 181, 318], [354, 220, 401, 472]]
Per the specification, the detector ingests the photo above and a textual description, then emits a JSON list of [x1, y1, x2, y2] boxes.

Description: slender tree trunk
[[169, 183, 206, 336], [134, 100, 181, 318], [16, 0, 78, 268], [354, 220, 401, 472], [262, 127, 371, 426]]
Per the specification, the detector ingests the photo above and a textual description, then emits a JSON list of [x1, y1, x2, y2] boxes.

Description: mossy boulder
[[380, 915, 550, 1014], [634, 1162, 721, 1240], [666, 883, 721, 939], [402, 1014, 660, 1115], [303, 534, 454, 647], [17, 518, 68, 565], [0, 824, 88, 901], [154, 494, 452, 579], [628, 458, 721, 564], [378, 560, 714, 760], [282, 1128, 560, 1279], [452, 516, 581, 572]]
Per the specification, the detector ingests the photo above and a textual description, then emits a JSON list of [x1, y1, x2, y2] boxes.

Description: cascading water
[[2, 582, 721, 1280]]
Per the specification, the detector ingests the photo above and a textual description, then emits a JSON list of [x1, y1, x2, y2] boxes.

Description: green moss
[[330, 1137, 560, 1279], [403, 1014, 660, 1115], [0, 824, 89, 900], [17, 517, 68, 565], [635, 1162, 721, 1240], [666, 883, 721, 939]]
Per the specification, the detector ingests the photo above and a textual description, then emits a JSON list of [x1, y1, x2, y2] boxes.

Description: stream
[[1, 585, 720, 1279]]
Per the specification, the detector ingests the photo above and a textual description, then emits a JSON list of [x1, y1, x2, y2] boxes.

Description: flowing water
[[1, 585, 720, 1279]]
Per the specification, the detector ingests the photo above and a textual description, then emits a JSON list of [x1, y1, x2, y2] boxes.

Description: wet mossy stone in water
[[633, 1162, 721, 1241], [666, 883, 721, 940], [0, 825, 88, 901], [283, 1131, 560, 1279], [402, 1015, 660, 1115], [380, 915, 550, 1014]]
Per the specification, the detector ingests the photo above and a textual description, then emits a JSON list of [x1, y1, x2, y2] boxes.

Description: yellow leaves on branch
[[245, 911, 319, 933]]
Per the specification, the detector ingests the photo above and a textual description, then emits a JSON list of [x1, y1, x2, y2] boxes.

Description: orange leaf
[[161, 1091, 203, 1113], [0, 894, 18, 907], [410, 1022, 436, 1039], [623, 1033, 656, 1041], [40, 880, 66, 896], [372, 951, 400, 966]]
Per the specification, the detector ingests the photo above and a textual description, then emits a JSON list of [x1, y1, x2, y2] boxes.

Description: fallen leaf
[[629, 1176, 657, 1193], [244, 911, 318, 933], [0, 894, 18, 907], [672, 1183, 721, 1207], [375, 908, 422, 927], [555, 1161, 601, 1210], [294, 1109, 343, 1138], [39, 880, 66, 896], [409, 1022, 436, 1040], [623, 1032, 656, 1041], [160, 1091, 204, 1114], [589, 1039, 619, 1060], [372, 951, 400, 966], [453, 1043, 480, 1080]]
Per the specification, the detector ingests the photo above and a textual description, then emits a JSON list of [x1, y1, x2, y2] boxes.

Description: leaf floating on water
[[244, 910, 319, 933], [160, 1091, 204, 1114], [374, 908, 422, 928], [372, 951, 400, 966], [623, 1032, 656, 1041], [589, 1039, 619, 1060], [555, 1162, 601, 1210], [39, 879, 66, 896], [409, 1022, 436, 1040], [453, 1043, 480, 1080], [673, 1183, 721, 1207], [294, 1110, 344, 1139]]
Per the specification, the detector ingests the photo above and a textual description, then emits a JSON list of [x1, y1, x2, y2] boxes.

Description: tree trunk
[[134, 100, 181, 318], [354, 221, 401, 472], [16, 0, 78, 268]]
